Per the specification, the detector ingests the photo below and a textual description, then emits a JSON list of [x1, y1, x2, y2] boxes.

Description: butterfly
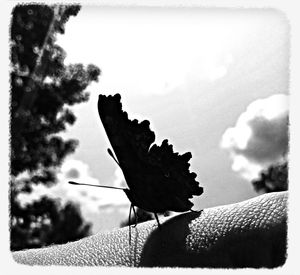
[[97, 93, 203, 227]]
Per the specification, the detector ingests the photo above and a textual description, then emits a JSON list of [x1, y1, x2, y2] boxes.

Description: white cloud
[[58, 8, 242, 97], [221, 94, 289, 180], [17, 159, 130, 216], [187, 52, 233, 83]]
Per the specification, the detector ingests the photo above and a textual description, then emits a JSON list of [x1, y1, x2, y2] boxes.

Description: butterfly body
[[98, 94, 203, 217]]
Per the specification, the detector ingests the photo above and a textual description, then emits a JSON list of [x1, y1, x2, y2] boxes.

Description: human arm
[[12, 191, 287, 267]]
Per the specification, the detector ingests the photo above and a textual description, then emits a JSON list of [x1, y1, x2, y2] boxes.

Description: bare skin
[[12, 191, 287, 267]]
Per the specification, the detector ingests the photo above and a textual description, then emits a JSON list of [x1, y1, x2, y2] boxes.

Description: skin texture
[[12, 191, 287, 267]]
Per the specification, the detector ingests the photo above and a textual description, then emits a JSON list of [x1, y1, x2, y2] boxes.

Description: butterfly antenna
[[107, 148, 121, 167], [154, 213, 161, 229], [68, 181, 126, 190]]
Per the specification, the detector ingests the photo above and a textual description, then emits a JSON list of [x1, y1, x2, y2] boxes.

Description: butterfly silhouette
[[97, 93, 203, 227]]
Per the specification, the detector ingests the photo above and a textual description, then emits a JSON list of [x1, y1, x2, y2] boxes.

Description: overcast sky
[[18, 6, 289, 233]]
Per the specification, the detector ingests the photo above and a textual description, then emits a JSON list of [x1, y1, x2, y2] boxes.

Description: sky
[[17, 6, 289, 233]]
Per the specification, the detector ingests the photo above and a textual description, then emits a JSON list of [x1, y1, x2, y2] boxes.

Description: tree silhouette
[[10, 4, 100, 251], [252, 161, 288, 193], [10, 196, 91, 251]]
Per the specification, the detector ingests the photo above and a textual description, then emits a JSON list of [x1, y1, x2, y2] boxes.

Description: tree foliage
[[10, 4, 100, 251], [252, 161, 288, 193], [10, 196, 91, 251]]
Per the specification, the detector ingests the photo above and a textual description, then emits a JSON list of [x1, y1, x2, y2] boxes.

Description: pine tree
[[10, 4, 100, 251], [252, 161, 288, 193]]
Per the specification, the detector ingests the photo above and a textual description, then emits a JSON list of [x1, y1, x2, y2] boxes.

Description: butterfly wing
[[98, 94, 203, 213]]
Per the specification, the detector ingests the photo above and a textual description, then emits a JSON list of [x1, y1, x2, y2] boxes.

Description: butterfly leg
[[128, 204, 132, 245], [132, 206, 138, 227], [154, 213, 161, 229]]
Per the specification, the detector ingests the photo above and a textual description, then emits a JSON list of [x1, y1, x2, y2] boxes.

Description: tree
[[252, 161, 288, 193], [10, 4, 100, 251], [10, 196, 91, 251]]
